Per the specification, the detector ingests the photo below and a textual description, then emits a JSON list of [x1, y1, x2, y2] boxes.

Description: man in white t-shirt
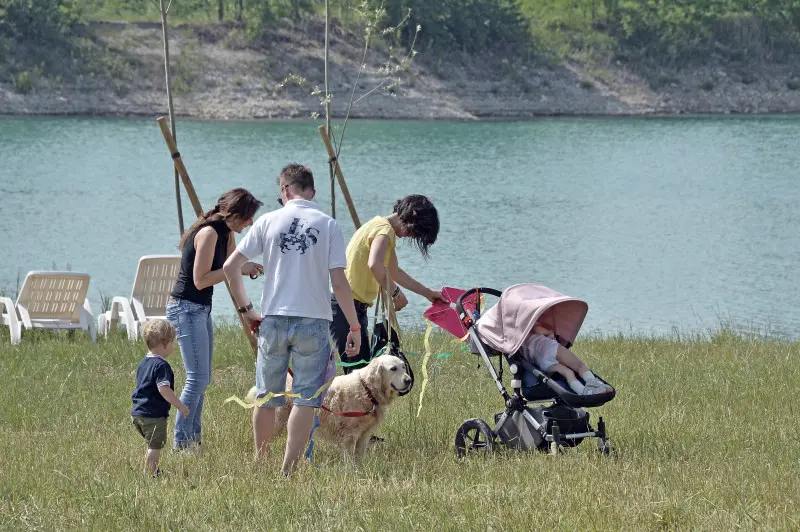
[[223, 164, 361, 477]]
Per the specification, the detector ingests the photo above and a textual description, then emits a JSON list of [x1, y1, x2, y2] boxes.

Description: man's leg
[[285, 317, 330, 475], [282, 405, 316, 476], [253, 406, 276, 460], [253, 317, 290, 461]]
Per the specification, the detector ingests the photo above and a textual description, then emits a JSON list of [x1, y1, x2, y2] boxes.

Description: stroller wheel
[[454, 419, 496, 458]]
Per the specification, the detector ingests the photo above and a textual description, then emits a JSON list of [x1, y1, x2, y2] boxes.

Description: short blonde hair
[[141, 319, 176, 349]]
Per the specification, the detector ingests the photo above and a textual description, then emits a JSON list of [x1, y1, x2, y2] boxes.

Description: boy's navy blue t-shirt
[[131, 355, 175, 418]]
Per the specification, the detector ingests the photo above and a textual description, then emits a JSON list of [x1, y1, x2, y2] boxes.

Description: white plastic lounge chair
[[0, 271, 96, 344], [0, 297, 22, 345], [98, 255, 181, 340]]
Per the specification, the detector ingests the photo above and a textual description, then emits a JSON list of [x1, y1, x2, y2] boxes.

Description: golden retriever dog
[[246, 355, 412, 458]]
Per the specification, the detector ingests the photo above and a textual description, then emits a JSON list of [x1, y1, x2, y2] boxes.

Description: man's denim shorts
[[255, 316, 330, 408]]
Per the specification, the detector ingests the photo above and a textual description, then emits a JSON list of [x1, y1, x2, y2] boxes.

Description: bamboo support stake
[[318, 125, 360, 229], [158, 0, 185, 236], [324, 0, 336, 219], [156, 116, 257, 353], [157, 118, 203, 215]]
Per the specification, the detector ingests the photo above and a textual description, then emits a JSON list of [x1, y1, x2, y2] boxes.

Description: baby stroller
[[428, 284, 616, 456]]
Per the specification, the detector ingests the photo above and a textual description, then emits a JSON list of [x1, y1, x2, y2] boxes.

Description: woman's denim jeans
[[166, 298, 213, 448]]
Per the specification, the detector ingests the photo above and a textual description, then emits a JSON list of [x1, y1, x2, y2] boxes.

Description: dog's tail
[[245, 386, 258, 404]]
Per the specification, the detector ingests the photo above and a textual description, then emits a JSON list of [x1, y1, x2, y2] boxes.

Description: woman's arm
[[387, 249, 433, 298], [192, 227, 228, 291], [367, 235, 399, 293], [227, 230, 263, 277], [368, 235, 444, 304]]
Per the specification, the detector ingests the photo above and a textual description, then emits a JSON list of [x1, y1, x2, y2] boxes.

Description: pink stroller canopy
[[476, 284, 589, 355]]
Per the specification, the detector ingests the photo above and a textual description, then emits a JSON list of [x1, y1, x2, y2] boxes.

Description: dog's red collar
[[318, 377, 380, 418]]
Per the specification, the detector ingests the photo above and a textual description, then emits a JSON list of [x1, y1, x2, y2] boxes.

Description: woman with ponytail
[[167, 188, 264, 452], [330, 194, 447, 374]]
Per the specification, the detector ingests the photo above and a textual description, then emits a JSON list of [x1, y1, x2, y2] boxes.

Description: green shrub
[[371, 0, 531, 55], [11, 68, 38, 94]]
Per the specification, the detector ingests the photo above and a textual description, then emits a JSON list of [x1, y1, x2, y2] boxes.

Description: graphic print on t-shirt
[[278, 217, 320, 254]]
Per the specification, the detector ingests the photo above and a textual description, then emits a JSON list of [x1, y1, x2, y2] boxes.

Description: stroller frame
[[454, 287, 615, 456]]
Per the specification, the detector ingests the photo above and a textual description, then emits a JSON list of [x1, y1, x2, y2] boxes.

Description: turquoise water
[[1, 116, 798, 338]]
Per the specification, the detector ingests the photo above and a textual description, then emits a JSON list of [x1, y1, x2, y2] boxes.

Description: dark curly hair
[[393, 195, 439, 258]]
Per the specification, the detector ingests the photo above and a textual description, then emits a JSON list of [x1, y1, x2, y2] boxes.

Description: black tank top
[[170, 220, 231, 306]]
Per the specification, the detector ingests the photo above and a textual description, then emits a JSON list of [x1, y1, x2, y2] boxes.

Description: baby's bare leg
[[546, 363, 584, 394], [555, 345, 611, 393], [554, 345, 590, 375], [545, 363, 576, 381]]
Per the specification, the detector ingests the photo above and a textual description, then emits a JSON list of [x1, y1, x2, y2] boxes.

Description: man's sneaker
[[369, 435, 385, 444]]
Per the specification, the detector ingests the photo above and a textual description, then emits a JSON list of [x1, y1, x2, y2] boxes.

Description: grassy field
[[0, 324, 797, 530]]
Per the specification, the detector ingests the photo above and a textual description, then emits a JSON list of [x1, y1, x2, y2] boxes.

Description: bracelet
[[391, 286, 401, 298], [237, 302, 253, 314], [350, 325, 361, 332]]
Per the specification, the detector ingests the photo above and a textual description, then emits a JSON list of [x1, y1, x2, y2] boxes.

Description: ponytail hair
[[178, 188, 263, 250]]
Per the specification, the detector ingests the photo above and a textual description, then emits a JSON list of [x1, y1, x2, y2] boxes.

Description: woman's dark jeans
[[330, 296, 370, 374]]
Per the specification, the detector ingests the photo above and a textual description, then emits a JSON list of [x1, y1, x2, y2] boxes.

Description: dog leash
[[305, 415, 321, 465]]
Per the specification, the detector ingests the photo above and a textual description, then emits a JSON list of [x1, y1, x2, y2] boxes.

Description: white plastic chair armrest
[[80, 299, 97, 343], [0, 296, 16, 320], [0, 296, 22, 345], [131, 298, 147, 324], [16, 304, 33, 329], [109, 297, 137, 340]]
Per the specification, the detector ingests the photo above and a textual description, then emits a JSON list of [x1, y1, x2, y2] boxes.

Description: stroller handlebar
[[456, 287, 503, 325]]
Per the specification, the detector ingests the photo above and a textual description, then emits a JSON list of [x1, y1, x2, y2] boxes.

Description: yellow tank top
[[345, 216, 396, 304]]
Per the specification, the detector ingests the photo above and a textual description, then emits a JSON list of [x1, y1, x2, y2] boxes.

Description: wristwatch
[[237, 302, 253, 314]]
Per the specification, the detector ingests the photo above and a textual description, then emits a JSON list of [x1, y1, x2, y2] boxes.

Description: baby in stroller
[[523, 313, 612, 396], [425, 284, 616, 456]]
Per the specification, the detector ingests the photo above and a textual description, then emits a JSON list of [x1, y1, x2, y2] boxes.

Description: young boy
[[522, 318, 612, 396], [131, 319, 189, 476]]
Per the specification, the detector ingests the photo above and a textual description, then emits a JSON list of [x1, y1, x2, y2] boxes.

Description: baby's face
[[532, 324, 554, 338]]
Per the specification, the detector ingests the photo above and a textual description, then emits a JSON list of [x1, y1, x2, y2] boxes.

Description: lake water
[[1, 116, 798, 339]]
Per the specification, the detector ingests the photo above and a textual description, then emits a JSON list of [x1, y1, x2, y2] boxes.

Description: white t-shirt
[[237, 199, 346, 321]]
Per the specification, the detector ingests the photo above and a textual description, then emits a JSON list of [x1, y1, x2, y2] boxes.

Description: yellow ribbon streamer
[[224, 374, 336, 410], [415, 318, 434, 418]]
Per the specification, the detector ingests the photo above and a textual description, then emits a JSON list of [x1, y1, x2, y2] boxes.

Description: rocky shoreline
[[2, 21, 800, 119]]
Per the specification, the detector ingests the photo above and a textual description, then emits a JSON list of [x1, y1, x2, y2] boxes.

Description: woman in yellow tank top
[[330, 195, 447, 374]]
